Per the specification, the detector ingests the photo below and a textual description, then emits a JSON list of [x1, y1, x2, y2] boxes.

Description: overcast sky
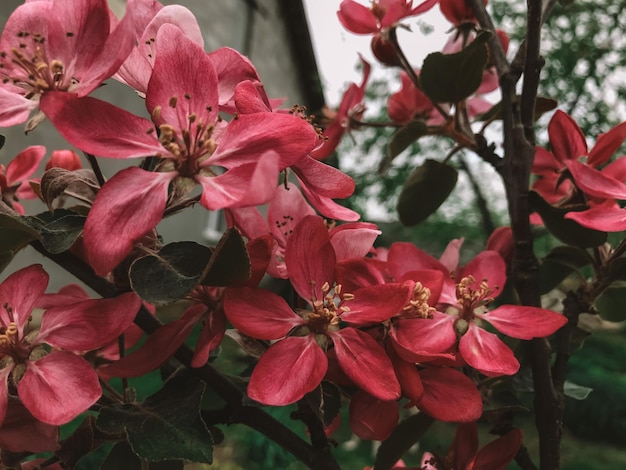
[[302, 1, 450, 105]]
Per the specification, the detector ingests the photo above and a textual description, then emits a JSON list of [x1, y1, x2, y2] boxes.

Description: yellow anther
[[321, 282, 330, 293]]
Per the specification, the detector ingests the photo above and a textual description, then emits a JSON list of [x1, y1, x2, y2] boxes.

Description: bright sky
[[302, 0, 451, 105]]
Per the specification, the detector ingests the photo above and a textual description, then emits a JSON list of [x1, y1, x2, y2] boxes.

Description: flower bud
[[45, 150, 82, 171], [370, 34, 401, 67]]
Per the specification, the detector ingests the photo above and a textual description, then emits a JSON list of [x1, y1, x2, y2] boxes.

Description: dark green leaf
[[0, 213, 41, 271], [594, 285, 626, 321], [397, 159, 458, 226], [40, 168, 99, 210], [305, 381, 342, 428], [96, 373, 213, 463], [202, 228, 250, 286], [0, 134, 5, 150], [24, 209, 86, 254], [381, 120, 429, 173], [607, 257, 626, 283], [374, 413, 434, 470], [101, 441, 141, 470], [420, 31, 490, 103], [529, 191, 607, 248], [129, 241, 213, 305], [539, 246, 590, 294], [58, 416, 99, 469]]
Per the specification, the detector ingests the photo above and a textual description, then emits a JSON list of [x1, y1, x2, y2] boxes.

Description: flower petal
[[349, 391, 398, 441], [38, 292, 141, 350], [548, 110, 587, 163], [390, 312, 457, 360], [286, 215, 336, 302], [337, 0, 379, 35], [566, 159, 626, 200], [0, 264, 48, 330], [341, 283, 412, 325], [565, 206, 626, 232], [331, 327, 400, 400], [458, 326, 519, 376], [483, 305, 567, 340], [418, 368, 482, 422], [473, 428, 523, 470], [5, 145, 45, 186], [223, 287, 306, 340], [19, 352, 101, 425], [40, 92, 162, 159], [247, 335, 327, 406], [84, 167, 175, 275]]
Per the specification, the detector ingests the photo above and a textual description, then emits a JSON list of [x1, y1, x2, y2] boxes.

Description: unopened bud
[[46, 149, 81, 171]]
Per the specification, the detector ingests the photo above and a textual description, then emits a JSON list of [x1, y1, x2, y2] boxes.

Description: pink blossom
[[0, 145, 45, 213], [338, 0, 438, 35], [0, 0, 142, 130], [0, 265, 141, 425], [41, 25, 318, 275]]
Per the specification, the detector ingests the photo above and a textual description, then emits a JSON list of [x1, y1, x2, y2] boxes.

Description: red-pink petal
[[565, 206, 626, 232], [418, 368, 482, 422], [566, 159, 626, 199], [349, 391, 398, 441], [340, 283, 412, 325], [147, 25, 219, 127], [5, 145, 45, 185], [19, 352, 101, 425], [223, 287, 306, 340], [0, 366, 12, 427], [483, 305, 567, 340], [331, 328, 400, 400], [388, 242, 448, 281], [99, 304, 203, 379], [0, 400, 59, 453], [285, 215, 336, 302], [0, 264, 48, 330], [548, 110, 587, 163], [297, 177, 361, 221], [337, 0, 379, 34], [473, 428, 523, 470], [84, 167, 175, 275], [291, 156, 355, 200], [197, 154, 278, 210], [459, 251, 507, 299], [588, 120, 626, 167], [40, 92, 162, 159], [450, 422, 480, 469], [458, 326, 519, 376], [438, 238, 463, 273], [37, 292, 141, 350], [247, 335, 327, 405], [329, 222, 380, 261], [390, 312, 457, 359]]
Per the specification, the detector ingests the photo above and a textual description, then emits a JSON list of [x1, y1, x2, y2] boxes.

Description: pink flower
[[310, 55, 371, 160], [0, 145, 45, 214], [223, 215, 411, 405], [0, 0, 142, 130], [387, 71, 438, 126], [439, 0, 487, 28], [41, 25, 318, 275], [0, 265, 141, 425], [338, 0, 438, 36]]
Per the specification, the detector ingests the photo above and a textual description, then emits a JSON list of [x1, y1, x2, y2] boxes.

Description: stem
[[30, 242, 341, 470], [387, 27, 450, 121], [457, 156, 495, 236], [85, 152, 106, 187]]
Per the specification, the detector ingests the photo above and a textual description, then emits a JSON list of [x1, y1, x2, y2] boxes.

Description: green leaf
[[96, 373, 213, 463], [564, 380, 593, 400], [24, 209, 86, 254], [381, 120, 429, 173], [129, 241, 213, 305], [397, 159, 458, 226], [529, 191, 607, 248], [305, 381, 342, 428], [202, 228, 250, 286], [420, 30, 491, 103], [101, 442, 184, 470], [374, 412, 434, 470], [607, 257, 626, 283], [0, 213, 41, 272], [539, 246, 590, 294], [594, 285, 626, 321]]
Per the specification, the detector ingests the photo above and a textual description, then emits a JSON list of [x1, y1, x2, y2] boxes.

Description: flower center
[[305, 282, 353, 335], [0, 30, 77, 98], [152, 96, 218, 177], [0, 303, 30, 363], [401, 281, 435, 319]]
